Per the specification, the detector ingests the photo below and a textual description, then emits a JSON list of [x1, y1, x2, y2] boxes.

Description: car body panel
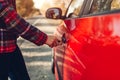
[[54, 13, 120, 80]]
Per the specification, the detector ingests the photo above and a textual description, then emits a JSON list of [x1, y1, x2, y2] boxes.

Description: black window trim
[[81, 9, 120, 18]]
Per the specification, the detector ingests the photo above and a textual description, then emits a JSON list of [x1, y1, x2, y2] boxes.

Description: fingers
[[56, 40, 62, 45], [45, 35, 62, 48], [49, 39, 62, 48]]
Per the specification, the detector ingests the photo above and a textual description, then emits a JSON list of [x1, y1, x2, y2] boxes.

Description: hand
[[45, 35, 62, 48]]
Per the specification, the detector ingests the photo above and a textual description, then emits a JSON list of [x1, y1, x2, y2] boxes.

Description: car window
[[63, 0, 120, 18], [66, 0, 84, 17], [89, 0, 120, 14]]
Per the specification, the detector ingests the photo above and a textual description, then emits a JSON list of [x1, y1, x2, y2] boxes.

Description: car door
[[58, 0, 120, 80]]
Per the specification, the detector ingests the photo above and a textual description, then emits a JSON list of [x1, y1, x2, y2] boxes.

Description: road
[[17, 15, 61, 80]]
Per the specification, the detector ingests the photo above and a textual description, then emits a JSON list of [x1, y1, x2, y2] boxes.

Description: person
[[0, 0, 60, 80]]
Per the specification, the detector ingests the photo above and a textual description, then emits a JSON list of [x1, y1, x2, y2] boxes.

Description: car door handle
[[62, 33, 66, 43]]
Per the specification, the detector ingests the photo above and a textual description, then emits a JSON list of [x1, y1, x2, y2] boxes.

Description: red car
[[46, 0, 120, 80]]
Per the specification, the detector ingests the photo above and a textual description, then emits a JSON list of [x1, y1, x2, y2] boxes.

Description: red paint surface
[[55, 13, 120, 80]]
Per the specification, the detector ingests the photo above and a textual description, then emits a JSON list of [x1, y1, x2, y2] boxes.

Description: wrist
[[45, 35, 48, 44]]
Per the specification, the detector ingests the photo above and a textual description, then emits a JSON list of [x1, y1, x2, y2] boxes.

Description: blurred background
[[16, 0, 71, 18], [16, 0, 120, 18]]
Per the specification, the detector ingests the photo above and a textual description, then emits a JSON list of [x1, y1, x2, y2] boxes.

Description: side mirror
[[46, 8, 63, 19]]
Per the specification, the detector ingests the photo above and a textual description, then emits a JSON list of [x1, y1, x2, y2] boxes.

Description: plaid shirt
[[0, 0, 47, 53]]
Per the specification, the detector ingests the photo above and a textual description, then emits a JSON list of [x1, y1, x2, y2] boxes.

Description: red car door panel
[[55, 13, 120, 80]]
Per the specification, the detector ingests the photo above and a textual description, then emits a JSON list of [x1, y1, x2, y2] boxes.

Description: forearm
[[0, 1, 47, 45]]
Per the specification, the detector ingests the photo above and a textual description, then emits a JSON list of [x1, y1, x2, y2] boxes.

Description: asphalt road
[[17, 15, 61, 80]]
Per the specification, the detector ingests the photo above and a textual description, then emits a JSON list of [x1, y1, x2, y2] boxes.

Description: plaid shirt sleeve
[[0, 0, 48, 46]]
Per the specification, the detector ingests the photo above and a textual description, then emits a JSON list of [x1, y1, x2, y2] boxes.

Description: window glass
[[90, 0, 120, 14], [64, 0, 120, 18], [66, 0, 84, 17]]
